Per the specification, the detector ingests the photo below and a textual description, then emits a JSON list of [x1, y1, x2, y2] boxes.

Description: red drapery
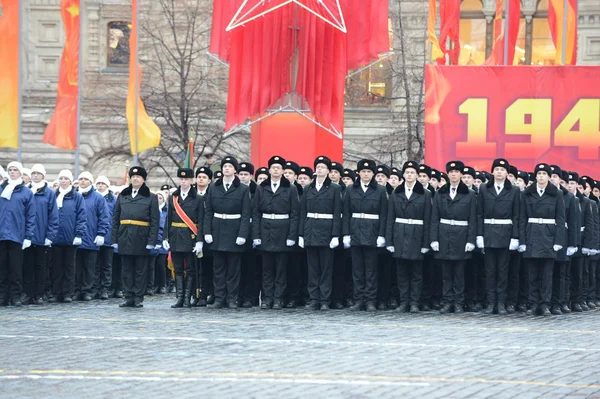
[[484, 0, 521, 65], [438, 0, 461, 65]]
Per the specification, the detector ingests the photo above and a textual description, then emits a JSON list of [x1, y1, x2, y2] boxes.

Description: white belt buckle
[[450, 219, 456, 226], [537, 218, 543, 224], [408, 218, 413, 224], [490, 218, 495, 225]]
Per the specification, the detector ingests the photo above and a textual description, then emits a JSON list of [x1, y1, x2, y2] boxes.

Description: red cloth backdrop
[[210, 0, 390, 133]]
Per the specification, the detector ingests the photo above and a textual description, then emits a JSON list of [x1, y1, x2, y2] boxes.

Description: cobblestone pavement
[[1, 296, 599, 399]]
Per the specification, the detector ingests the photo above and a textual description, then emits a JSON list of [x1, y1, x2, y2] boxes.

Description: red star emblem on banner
[[227, 0, 346, 32]]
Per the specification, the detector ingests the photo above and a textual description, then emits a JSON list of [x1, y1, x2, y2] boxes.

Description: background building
[[1, 0, 599, 185]]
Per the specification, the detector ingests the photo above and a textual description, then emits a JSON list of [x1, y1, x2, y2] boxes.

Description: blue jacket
[[30, 183, 59, 245], [152, 204, 169, 256], [79, 186, 110, 251], [55, 187, 87, 246], [100, 191, 117, 246], [0, 181, 36, 244]]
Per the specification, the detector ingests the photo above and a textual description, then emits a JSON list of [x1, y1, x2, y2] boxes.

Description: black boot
[[183, 277, 194, 308], [171, 276, 185, 308]]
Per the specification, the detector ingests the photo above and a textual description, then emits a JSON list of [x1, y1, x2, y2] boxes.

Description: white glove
[[421, 247, 430, 254], [592, 249, 600, 255], [22, 239, 31, 250], [376, 236, 385, 248], [236, 237, 246, 246], [566, 246, 577, 256], [582, 247, 592, 255], [553, 245, 563, 252], [145, 244, 154, 250], [298, 237, 304, 248], [204, 234, 213, 244], [330, 237, 339, 249], [112, 243, 118, 249], [253, 239, 261, 248], [162, 240, 170, 250], [386, 246, 394, 253], [431, 241, 439, 252], [193, 242, 203, 254], [154, 244, 162, 250], [465, 243, 475, 252], [286, 240, 295, 247], [73, 237, 82, 246], [44, 238, 52, 247], [94, 236, 105, 247], [343, 235, 351, 249], [476, 236, 484, 249], [518, 244, 526, 253], [509, 238, 519, 251]]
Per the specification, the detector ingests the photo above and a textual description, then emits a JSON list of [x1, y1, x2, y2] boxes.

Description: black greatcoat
[[556, 186, 579, 262], [476, 179, 520, 248], [385, 181, 432, 260], [299, 177, 342, 247], [112, 184, 160, 256], [342, 178, 388, 247], [204, 176, 251, 253], [252, 177, 300, 252], [518, 183, 566, 259], [430, 181, 477, 260], [166, 186, 204, 253], [576, 191, 595, 252]]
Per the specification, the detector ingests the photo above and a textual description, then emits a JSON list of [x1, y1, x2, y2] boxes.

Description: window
[[107, 22, 131, 67]]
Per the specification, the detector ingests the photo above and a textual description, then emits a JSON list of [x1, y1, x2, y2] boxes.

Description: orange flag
[[43, 0, 80, 149], [126, 0, 161, 155], [427, 0, 445, 64], [548, 0, 577, 65], [0, 0, 20, 148]]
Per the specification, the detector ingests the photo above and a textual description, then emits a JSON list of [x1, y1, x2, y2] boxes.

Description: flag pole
[[133, 0, 140, 166], [503, 0, 510, 65], [561, 0, 568, 64], [74, 0, 84, 177], [16, 0, 23, 162]]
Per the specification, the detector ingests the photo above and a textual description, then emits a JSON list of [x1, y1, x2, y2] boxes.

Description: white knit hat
[[6, 161, 23, 175], [78, 171, 94, 183], [58, 169, 74, 182], [95, 175, 110, 187], [21, 168, 31, 177], [31, 164, 47, 177]]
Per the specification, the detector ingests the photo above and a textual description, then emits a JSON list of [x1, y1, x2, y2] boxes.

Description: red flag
[[548, 0, 577, 65], [484, 0, 521, 65], [0, 0, 20, 149], [439, 0, 461, 65]]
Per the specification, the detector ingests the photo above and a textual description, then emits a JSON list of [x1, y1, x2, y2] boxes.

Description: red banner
[[425, 66, 600, 176], [0, 0, 20, 149]]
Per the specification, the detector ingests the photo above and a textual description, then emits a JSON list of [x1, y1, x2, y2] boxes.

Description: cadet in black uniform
[[194, 166, 212, 307], [430, 161, 477, 314], [476, 159, 520, 315], [253, 156, 300, 309], [386, 161, 432, 313], [238, 162, 259, 308], [204, 157, 251, 309], [343, 159, 387, 312], [330, 161, 349, 309], [299, 156, 342, 311], [112, 167, 160, 308]]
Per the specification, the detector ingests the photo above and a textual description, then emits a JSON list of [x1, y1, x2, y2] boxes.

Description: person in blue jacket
[[75, 171, 110, 301], [93, 175, 117, 300], [22, 164, 59, 305], [49, 169, 86, 303], [147, 190, 169, 295], [0, 162, 36, 307]]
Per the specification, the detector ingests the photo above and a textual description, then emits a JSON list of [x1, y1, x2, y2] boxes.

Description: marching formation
[[1, 155, 599, 317]]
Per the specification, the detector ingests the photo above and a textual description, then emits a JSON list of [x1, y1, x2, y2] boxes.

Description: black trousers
[[331, 247, 349, 304], [464, 258, 478, 305], [377, 250, 392, 304], [306, 247, 334, 304], [440, 260, 465, 306], [484, 248, 510, 304], [45, 248, 53, 295], [241, 252, 259, 303], [526, 258, 553, 309], [518, 256, 529, 306], [75, 249, 98, 295], [147, 255, 157, 291], [422, 254, 442, 305], [171, 252, 196, 277], [344, 254, 353, 302], [590, 259, 598, 302], [567, 256, 583, 305], [287, 252, 306, 303], [582, 257, 590, 303], [94, 246, 113, 295], [552, 261, 567, 307], [213, 251, 241, 305], [121, 255, 149, 303], [0, 240, 24, 301], [201, 255, 214, 299], [23, 245, 49, 299], [52, 245, 77, 298], [262, 252, 288, 301], [111, 254, 123, 293], [154, 254, 167, 289], [396, 258, 423, 306], [351, 246, 378, 303], [506, 251, 521, 306], [595, 260, 600, 300]]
